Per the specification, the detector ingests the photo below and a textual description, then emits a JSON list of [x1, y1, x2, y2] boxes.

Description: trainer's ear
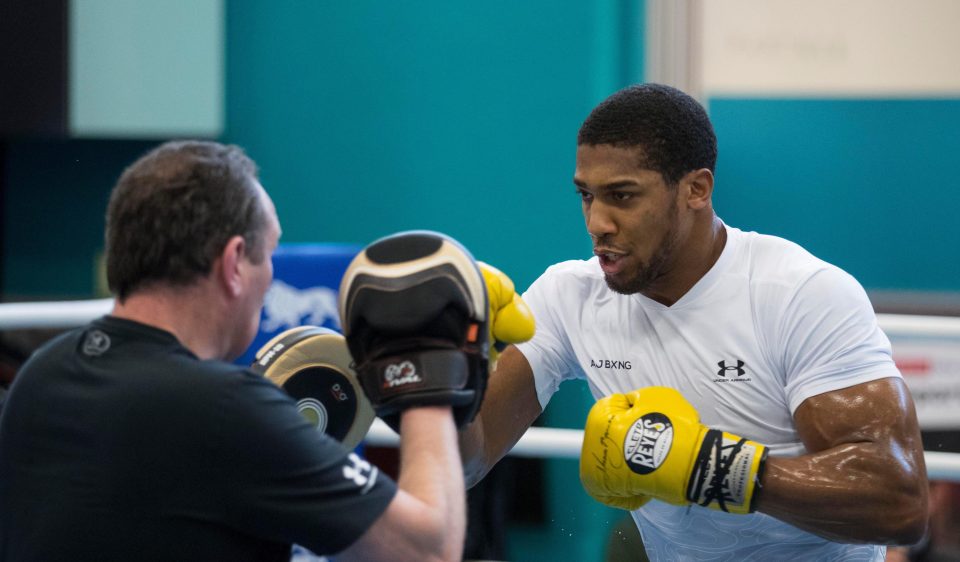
[[219, 235, 247, 298], [682, 168, 714, 210]]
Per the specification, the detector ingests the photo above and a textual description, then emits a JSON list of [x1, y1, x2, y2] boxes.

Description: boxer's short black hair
[[578, 83, 717, 185], [105, 140, 267, 301]]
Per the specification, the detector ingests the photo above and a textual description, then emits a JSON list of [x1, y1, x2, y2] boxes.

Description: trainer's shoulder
[[172, 359, 292, 421], [193, 359, 273, 390], [11, 327, 85, 383], [28, 327, 84, 360]]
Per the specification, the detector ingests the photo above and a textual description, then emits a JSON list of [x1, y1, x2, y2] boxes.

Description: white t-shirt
[[516, 224, 897, 561]]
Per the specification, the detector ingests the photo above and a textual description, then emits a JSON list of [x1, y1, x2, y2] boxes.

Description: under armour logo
[[717, 360, 746, 377], [342, 452, 378, 494]]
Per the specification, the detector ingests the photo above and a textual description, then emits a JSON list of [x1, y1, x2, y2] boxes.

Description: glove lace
[[698, 430, 747, 512]]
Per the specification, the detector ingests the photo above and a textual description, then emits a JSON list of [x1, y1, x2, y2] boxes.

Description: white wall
[[700, 0, 960, 97], [69, 0, 224, 137]]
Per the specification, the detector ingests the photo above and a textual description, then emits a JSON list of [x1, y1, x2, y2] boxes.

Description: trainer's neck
[[111, 285, 228, 361]]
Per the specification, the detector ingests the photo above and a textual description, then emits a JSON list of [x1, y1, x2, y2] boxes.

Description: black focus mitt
[[338, 230, 489, 429]]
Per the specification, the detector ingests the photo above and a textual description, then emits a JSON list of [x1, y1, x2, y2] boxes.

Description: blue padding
[[236, 243, 361, 367]]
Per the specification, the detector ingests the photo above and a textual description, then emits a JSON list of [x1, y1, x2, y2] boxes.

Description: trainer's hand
[[339, 231, 490, 429], [478, 262, 535, 367], [580, 386, 768, 514]]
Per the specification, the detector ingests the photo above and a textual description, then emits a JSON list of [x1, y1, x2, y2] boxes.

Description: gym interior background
[[2, 1, 959, 560]]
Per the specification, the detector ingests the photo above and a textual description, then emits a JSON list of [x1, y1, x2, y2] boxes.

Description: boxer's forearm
[[460, 345, 543, 488], [758, 443, 927, 544], [459, 417, 491, 488]]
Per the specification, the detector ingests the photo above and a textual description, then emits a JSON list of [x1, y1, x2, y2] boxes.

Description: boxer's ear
[[681, 168, 714, 211]]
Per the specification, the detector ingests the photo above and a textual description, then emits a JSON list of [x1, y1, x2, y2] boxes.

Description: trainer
[[458, 84, 928, 560], [0, 141, 479, 561]]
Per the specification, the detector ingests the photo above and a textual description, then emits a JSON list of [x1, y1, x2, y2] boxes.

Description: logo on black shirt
[[81, 330, 111, 356], [343, 452, 378, 494]]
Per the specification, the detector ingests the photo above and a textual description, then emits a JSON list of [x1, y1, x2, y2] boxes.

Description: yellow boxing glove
[[580, 386, 768, 514], [478, 262, 535, 366]]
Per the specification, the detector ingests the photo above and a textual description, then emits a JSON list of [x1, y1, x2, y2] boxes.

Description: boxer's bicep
[[756, 378, 928, 543], [793, 378, 920, 453]]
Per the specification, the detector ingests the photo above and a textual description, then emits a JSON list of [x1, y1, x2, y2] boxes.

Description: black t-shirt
[[0, 316, 396, 561]]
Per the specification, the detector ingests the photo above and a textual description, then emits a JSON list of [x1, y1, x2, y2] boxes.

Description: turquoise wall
[[224, 2, 641, 560], [709, 98, 960, 291], [224, 0, 643, 292]]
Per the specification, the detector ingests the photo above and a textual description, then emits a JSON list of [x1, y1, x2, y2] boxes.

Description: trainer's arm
[[757, 377, 928, 544], [459, 345, 543, 488], [339, 406, 464, 562]]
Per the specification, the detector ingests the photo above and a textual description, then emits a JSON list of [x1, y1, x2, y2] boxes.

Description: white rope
[[1, 299, 959, 482], [876, 313, 960, 337], [365, 419, 584, 459], [2, 299, 960, 335], [925, 451, 960, 482], [0, 298, 113, 329], [367, 419, 960, 482]]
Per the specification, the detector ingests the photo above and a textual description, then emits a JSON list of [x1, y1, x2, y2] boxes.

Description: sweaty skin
[[462, 349, 928, 544], [460, 346, 541, 486], [759, 378, 927, 543], [460, 142, 928, 545]]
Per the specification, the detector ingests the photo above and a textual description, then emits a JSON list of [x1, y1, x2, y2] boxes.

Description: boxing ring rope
[[0, 298, 113, 330], [2, 299, 960, 482]]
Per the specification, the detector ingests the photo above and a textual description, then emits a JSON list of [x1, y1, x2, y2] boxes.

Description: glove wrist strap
[[686, 429, 768, 514]]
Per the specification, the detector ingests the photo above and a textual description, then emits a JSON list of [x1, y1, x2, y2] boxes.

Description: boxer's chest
[[566, 291, 792, 431]]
